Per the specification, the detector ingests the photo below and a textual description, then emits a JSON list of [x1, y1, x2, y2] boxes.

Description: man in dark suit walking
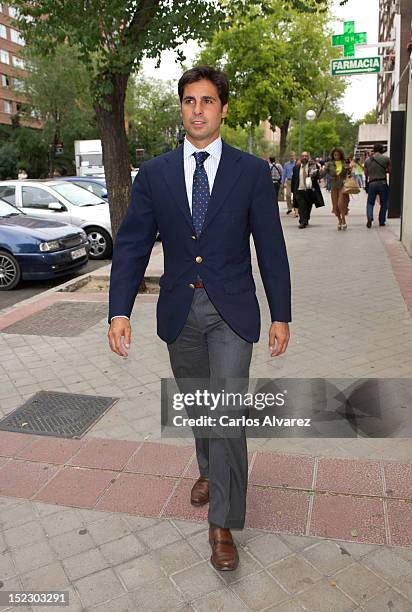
[[108, 66, 291, 571], [291, 151, 324, 228]]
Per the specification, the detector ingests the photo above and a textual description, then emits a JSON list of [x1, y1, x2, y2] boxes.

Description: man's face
[[290, 154, 296, 162], [181, 79, 228, 147], [300, 152, 309, 164]]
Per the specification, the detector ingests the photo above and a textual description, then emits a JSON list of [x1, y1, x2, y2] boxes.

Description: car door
[[19, 185, 72, 224]]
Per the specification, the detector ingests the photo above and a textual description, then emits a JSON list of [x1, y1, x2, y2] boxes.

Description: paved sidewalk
[[0, 191, 411, 611]]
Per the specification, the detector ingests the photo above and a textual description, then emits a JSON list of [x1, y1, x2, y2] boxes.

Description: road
[[0, 259, 109, 311]]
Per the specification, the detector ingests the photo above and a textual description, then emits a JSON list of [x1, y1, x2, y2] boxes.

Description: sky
[[142, 0, 380, 120]]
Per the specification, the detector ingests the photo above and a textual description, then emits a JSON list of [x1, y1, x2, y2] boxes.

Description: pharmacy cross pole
[[332, 21, 367, 58]]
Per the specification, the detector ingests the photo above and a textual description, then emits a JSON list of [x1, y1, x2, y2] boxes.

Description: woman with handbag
[[321, 147, 352, 230]]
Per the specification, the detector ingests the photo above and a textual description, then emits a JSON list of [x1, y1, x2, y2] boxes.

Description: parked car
[[57, 176, 108, 200], [0, 180, 112, 259], [59, 172, 139, 200], [0, 199, 89, 290]]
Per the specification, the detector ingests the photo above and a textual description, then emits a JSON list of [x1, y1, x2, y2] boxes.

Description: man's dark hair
[[373, 143, 385, 153], [178, 66, 229, 107], [269, 156, 276, 163]]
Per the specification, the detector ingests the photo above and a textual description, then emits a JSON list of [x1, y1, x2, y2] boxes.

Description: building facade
[[377, 0, 412, 124], [0, 3, 39, 128]]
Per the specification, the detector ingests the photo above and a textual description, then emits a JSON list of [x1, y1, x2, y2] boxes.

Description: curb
[[0, 241, 164, 325]]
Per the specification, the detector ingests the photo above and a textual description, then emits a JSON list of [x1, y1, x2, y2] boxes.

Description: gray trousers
[[167, 289, 253, 529]]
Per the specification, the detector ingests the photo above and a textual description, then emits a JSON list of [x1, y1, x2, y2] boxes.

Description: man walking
[[281, 152, 297, 215], [291, 151, 324, 228], [268, 156, 283, 201], [108, 66, 291, 571], [364, 143, 392, 228]]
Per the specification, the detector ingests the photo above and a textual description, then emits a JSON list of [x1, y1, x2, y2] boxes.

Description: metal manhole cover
[[0, 391, 119, 438], [1, 302, 108, 336]]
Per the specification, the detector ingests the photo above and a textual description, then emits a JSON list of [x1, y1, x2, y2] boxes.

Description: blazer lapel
[[162, 146, 194, 230], [201, 141, 243, 233]]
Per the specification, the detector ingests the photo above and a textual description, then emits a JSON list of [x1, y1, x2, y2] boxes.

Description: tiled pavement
[[0, 192, 412, 610], [1, 494, 412, 612]]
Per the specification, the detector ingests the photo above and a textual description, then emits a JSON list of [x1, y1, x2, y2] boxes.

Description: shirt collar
[[183, 136, 222, 160]]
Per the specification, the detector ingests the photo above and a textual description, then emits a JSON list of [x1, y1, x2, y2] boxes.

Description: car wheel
[[0, 250, 21, 290], [85, 226, 112, 259]]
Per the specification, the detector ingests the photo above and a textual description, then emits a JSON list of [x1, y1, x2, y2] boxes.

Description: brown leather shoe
[[190, 476, 209, 506], [209, 525, 239, 571]]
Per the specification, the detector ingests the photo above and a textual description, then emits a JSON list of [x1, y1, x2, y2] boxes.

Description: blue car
[[0, 199, 90, 290], [58, 177, 108, 200]]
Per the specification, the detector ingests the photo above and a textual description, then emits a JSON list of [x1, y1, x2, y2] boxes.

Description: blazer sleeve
[[108, 163, 158, 322], [249, 161, 292, 323]]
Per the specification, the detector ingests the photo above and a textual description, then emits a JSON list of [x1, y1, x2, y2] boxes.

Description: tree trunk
[[279, 118, 290, 163], [94, 73, 132, 240]]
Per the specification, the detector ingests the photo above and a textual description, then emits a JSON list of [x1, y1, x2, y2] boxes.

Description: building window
[[10, 29, 24, 45], [0, 4, 3, 13], [0, 50, 9, 64], [12, 55, 24, 69], [3, 99, 13, 113], [0, 74, 10, 87], [8, 6, 18, 18], [0, 24, 6, 38], [13, 77, 24, 91]]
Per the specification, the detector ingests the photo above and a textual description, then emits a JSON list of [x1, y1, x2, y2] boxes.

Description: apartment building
[[0, 3, 39, 127], [377, 0, 412, 124]]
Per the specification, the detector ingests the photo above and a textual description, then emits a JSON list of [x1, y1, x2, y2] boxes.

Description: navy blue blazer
[[108, 141, 291, 344]]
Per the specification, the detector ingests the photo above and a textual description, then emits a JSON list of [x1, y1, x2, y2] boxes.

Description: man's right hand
[[108, 318, 131, 357]]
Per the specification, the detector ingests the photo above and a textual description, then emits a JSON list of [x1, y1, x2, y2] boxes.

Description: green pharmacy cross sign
[[332, 21, 367, 57], [331, 20, 382, 77]]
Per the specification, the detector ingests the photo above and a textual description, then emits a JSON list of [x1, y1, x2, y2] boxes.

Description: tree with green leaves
[[11, 0, 347, 233], [199, 2, 347, 161], [358, 108, 378, 124], [221, 124, 275, 157], [126, 77, 182, 161], [20, 45, 97, 176], [288, 111, 358, 159]]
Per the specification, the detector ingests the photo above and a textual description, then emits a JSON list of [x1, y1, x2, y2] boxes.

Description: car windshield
[[50, 182, 106, 206], [0, 199, 22, 218], [75, 181, 107, 198]]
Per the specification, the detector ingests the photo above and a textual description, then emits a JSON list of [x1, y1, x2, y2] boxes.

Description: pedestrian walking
[[269, 156, 283, 201], [281, 152, 297, 216], [351, 157, 365, 189], [364, 143, 392, 228], [291, 151, 324, 229], [108, 66, 291, 572], [321, 147, 351, 230]]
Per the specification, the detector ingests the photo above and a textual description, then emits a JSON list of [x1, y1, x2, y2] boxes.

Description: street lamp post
[[298, 107, 316, 152]]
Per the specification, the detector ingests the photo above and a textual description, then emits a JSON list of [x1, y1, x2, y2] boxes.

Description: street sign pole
[[392, 13, 401, 111]]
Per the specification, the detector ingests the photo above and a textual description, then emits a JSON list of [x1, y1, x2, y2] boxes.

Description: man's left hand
[[269, 322, 290, 357]]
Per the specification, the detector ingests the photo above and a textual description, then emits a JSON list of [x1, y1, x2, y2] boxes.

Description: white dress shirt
[[112, 136, 222, 322], [183, 135, 222, 211]]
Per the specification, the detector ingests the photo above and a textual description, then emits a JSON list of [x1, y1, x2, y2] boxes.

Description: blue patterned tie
[[192, 151, 210, 236]]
